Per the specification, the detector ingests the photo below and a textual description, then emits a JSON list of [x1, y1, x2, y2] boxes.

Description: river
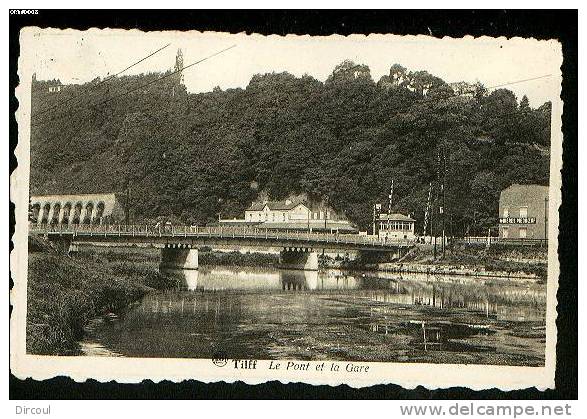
[[81, 266, 546, 366]]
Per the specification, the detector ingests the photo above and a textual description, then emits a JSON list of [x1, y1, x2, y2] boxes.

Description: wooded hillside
[[30, 61, 551, 234]]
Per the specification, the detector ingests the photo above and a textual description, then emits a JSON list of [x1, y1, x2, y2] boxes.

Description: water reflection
[[162, 268, 360, 292], [81, 266, 546, 364], [160, 267, 545, 322], [369, 320, 496, 352]]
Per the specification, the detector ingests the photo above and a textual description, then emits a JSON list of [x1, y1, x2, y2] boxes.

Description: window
[[519, 206, 528, 218], [503, 207, 509, 217], [519, 227, 527, 239], [502, 227, 509, 238]]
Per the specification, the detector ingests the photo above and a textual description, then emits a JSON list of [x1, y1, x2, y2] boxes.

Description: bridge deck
[[29, 224, 414, 251]]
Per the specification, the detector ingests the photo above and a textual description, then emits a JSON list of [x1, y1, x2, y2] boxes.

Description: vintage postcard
[[11, 28, 563, 389]]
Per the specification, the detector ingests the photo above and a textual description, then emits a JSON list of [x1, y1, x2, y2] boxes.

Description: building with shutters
[[498, 184, 549, 240], [218, 198, 357, 233]]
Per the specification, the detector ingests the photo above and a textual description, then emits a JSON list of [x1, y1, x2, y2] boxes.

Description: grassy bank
[[26, 248, 174, 355], [392, 244, 547, 279], [323, 243, 548, 279], [26, 245, 279, 355]]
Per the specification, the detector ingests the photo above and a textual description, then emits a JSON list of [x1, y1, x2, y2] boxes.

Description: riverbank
[[26, 248, 174, 355], [25, 240, 547, 355], [324, 243, 548, 281], [78, 242, 548, 280]]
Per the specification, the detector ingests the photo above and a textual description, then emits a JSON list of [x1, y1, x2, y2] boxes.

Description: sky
[[23, 29, 562, 107]]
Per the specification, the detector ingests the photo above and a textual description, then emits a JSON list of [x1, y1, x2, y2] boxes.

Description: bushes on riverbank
[[396, 243, 547, 279], [26, 251, 172, 355]]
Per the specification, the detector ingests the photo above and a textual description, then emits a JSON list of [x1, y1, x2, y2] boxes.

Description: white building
[[378, 213, 416, 241], [245, 199, 309, 223], [234, 199, 356, 232]]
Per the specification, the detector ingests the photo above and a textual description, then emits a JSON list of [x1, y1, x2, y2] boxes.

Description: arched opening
[[72, 202, 83, 225], [62, 202, 72, 224], [30, 203, 41, 223], [40, 203, 51, 224], [93, 202, 105, 225], [83, 202, 94, 224], [50, 203, 61, 225]]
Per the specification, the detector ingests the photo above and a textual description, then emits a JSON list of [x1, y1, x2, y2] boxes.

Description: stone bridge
[[30, 224, 415, 271], [30, 193, 124, 226]]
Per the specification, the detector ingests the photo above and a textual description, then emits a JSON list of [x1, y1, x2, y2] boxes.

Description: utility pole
[[373, 203, 381, 236], [324, 196, 329, 232], [486, 227, 492, 249], [423, 182, 432, 237], [441, 148, 447, 258], [125, 182, 131, 226], [373, 204, 376, 236], [544, 196, 549, 245], [432, 185, 436, 259], [388, 180, 394, 232]]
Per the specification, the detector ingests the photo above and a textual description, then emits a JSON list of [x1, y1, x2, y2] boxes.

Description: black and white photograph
[[10, 22, 565, 391]]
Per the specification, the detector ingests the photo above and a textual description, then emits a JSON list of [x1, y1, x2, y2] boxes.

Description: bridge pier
[[45, 234, 78, 255], [278, 247, 318, 271], [160, 244, 199, 270]]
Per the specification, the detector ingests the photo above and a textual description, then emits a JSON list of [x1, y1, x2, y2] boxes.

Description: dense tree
[[30, 62, 551, 232]]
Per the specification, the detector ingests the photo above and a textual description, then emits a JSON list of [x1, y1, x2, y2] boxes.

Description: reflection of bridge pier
[[278, 247, 318, 271], [280, 269, 319, 290], [160, 244, 198, 270], [161, 268, 200, 290]]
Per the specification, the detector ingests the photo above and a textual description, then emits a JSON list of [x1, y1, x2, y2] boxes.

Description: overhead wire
[[31, 43, 171, 120], [32, 44, 236, 129]]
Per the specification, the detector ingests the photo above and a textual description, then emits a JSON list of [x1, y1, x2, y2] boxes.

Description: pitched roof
[[379, 213, 415, 222], [246, 202, 266, 211], [260, 221, 357, 232], [246, 200, 306, 211]]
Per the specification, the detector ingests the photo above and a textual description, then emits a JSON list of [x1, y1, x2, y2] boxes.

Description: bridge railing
[[29, 223, 414, 248], [454, 236, 548, 247]]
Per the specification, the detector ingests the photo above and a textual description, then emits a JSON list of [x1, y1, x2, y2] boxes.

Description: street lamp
[[373, 203, 382, 236]]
